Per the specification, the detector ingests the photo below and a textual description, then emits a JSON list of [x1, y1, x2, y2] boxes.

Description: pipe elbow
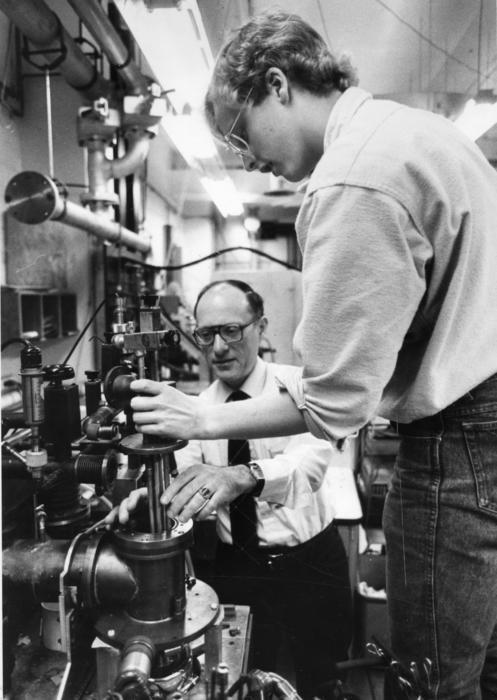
[[108, 132, 151, 180]]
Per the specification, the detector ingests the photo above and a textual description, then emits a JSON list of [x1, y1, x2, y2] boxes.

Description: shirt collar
[[324, 86, 372, 149], [218, 356, 267, 401]]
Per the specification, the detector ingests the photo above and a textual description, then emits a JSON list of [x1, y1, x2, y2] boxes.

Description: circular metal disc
[[120, 433, 187, 455], [94, 579, 220, 650], [5, 171, 59, 224]]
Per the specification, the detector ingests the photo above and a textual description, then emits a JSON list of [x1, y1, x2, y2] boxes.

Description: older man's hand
[[161, 463, 255, 523]]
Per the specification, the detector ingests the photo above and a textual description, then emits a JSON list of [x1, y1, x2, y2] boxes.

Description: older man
[[115, 279, 352, 699]]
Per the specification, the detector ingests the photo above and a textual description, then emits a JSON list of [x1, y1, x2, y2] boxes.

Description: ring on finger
[[198, 486, 212, 500]]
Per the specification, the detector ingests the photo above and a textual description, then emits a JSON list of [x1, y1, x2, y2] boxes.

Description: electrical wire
[[1, 337, 30, 352], [119, 246, 301, 272], [58, 244, 299, 366], [61, 297, 107, 366], [371, 0, 490, 80]]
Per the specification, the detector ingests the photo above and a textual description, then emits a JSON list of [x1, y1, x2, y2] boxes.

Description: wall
[[0, 7, 96, 385], [0, 2, 218, 391]]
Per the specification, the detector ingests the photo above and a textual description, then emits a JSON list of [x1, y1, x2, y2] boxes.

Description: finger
[[194, 492, 220, 521], [161, 469, 201, 505], [130, 379, 164, 396], [104, 506, 119, 528], [126, 488, 147, 511], [167, 478, 206, 518], [118, 498, 133, 524], [177, 486, 214, 522], [133, 406, 160, 425]]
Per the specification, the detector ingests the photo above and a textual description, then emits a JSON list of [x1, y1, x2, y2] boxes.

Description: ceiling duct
[[0, 0, 113, 101], [67, 0, 150, 96]]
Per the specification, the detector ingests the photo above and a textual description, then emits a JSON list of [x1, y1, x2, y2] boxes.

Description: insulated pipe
[[63, 200, 151, 252], [108, 130, 152, 180], [67, 0, 150, 96], [0, 0, 113, 101], [4, 171, 151, 255]]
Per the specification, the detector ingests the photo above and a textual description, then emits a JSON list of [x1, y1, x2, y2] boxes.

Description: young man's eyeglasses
[[193, 318, 259, 347], [223, 86, 254, 157]]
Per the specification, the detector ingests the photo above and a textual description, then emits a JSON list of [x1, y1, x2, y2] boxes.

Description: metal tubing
[[146, 463, 158, 534], [67, 0, 150, 96], [62, 200, 151, 253], [108, 132, 151, 180], [4, 170, 151, 252], [0, 0, 113, 100]]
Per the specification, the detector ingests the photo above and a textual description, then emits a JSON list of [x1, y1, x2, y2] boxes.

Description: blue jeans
[[383, 374, 497, 700]]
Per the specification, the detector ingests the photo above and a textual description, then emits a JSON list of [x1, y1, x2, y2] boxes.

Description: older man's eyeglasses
[[193, 318, 259, 347], [223, 87, 254, 157]]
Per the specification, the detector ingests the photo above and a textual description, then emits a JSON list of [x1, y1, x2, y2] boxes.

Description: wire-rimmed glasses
[[223, 86, 254, 157]]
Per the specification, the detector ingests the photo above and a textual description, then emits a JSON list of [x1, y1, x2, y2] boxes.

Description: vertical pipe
[[45, 69, 54, 178]]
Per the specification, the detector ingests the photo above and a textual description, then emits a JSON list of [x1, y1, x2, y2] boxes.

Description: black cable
[[60, 245, 299, 366], [61, 297, 107, 366], [119, 245, 301, 272], [1, 337, 30, 352]]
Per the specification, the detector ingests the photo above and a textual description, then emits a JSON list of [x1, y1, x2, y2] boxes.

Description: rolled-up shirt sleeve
[[280, 185, 430, 442]]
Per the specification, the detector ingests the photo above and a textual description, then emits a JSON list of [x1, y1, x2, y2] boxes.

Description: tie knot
[[226, 389, 250, 402]]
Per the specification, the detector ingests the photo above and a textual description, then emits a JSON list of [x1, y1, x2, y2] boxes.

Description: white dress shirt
[[175, 358, 337, 547]]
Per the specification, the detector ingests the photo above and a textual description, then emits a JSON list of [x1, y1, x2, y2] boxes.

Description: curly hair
[[204, 9, 358, 136]]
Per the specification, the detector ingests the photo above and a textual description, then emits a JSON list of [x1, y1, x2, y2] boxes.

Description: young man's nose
[[242, 152, 258, 171]]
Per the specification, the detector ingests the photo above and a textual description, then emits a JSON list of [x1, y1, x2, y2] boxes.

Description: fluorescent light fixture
[[115, 0, 244, 218], [161, 113, 218, 165], [114, 0, 213, 113], [453, 93, 497, 141], [161, 112, 243, 217], [200, 176, 244, 217]]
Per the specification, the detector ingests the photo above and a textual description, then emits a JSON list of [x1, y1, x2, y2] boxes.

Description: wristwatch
[[246, 461, 265, 497]]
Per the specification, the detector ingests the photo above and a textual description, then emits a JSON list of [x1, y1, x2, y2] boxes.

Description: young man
[[113, 279, 352, 699], [129, 11, 497, 699]]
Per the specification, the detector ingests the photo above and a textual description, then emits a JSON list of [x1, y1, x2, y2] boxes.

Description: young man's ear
[[264, 68, 290, 103]]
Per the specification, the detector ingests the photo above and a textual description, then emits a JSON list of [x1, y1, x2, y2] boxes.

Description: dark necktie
[[226, 390, 258, 548]]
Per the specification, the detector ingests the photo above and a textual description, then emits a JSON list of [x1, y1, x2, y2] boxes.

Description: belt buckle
[[266, 553, 284, 568]]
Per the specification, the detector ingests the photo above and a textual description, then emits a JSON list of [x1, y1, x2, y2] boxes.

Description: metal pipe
[[62, 200, 151, 253], [0, 0, 113, 101], [4, 171, 151, 254], [67, 0, 150, 96], [108, 131, 152, 180]]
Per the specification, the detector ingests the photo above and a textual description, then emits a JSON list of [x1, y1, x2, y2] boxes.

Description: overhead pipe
[[67, 0, 150, 96], [4, 171, 152, 255], [68, 0, 160, 206], [0, 0, 113, 102]]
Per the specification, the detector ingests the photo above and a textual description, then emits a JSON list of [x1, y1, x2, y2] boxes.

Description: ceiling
[[122, 0, 497, 221]]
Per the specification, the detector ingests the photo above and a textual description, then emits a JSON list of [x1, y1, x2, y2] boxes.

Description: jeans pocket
[[462, 418, 497, 516]]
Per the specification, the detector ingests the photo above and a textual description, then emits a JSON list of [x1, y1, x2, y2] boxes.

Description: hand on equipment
[[161, 463, 255, 523], [104, 487, 148, 527], [103, 463, 255, 527], [130, 379, 200, 439]]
